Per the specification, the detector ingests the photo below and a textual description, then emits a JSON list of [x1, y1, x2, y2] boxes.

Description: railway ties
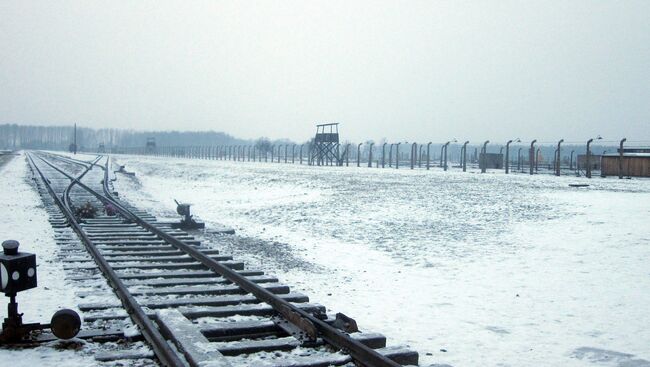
[[26, 151, 419, 367]]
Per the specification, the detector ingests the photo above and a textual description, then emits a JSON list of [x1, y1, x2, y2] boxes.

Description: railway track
[[26, 151, 419, 367]]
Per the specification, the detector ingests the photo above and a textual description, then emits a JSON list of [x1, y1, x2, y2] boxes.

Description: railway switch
[[172, 199, 205, 230], [0, 240, 81, 344]]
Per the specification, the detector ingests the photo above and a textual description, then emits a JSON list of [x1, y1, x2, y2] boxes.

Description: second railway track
[[26, 151, 419, 367]]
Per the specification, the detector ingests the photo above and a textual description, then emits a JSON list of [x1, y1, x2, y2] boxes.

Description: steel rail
[[38, 151, 99, 169], [33, 152, 404, 367], [27, 153, 186, 367], [96, 160, 403, 367]]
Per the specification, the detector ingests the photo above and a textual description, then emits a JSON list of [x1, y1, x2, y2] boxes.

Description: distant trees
[[255, 137, 272, 153], [0, 124, 287, 151]]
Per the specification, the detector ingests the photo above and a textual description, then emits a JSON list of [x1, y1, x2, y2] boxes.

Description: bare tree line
[[0, 124, 278, 150]]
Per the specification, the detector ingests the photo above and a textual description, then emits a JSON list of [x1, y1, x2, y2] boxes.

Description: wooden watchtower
[[146, 137, 156, 153], [309, 123, 344, 166]]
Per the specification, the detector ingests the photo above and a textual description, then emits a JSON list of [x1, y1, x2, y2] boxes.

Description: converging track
[[26, 151, 419, 367]]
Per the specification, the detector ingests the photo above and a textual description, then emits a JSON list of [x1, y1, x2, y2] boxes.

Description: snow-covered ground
[[0, 153, 96, 366], [108, 154, 650, 367]]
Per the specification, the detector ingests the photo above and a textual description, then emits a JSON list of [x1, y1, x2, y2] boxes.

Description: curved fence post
[[381, 143, 387, 168], [357, 143, 362, 167], [345, 143, 350, 166], [556, 139, 564, 176], [410, 143, 416, 169], [619, 138, 626, 179], [481, 140, 489, 173], [368, 143, 374, 168], [396, 143, 401, 169], [427, 142, 432, 170], [529, 140, 537, 175], [443, 142, 450, 171]]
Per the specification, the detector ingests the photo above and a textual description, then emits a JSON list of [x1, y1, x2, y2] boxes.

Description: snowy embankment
[[0, 152, 95, 366], [111, 154, 650, 367]]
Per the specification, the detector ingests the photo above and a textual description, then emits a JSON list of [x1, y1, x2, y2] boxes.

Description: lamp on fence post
[[535, 148, 540, 172], [586, 136, 601, 178], [382, 143, 387, 168], [481, 140, 489, 173], [462, 141, 469, 172], [619, 138, 626, 179], [556, 139, 564, 176], [426, 142, 432, 170], [529, 140, 537, 175], [368, 142, 374, 168]]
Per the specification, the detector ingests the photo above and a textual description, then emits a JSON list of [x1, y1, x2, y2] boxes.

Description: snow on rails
[[16, 151, 419, 366]]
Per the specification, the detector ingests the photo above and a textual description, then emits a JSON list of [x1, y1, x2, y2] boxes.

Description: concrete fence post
[[556, 139, 564, 176], [357, 143, 362, 167], [619, 138, 626, 179], [462, 141, 469, 172], [410, 142, 417, 169], [481, 140, 489, 173], [529, 140, 537, 175], [396, 143, 401, 169]]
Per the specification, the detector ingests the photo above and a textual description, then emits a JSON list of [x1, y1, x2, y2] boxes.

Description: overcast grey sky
[[1, 1, 649, 143]]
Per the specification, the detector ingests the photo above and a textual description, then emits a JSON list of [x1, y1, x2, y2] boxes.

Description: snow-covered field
[[105, 154, 650, 367], [2, 151, 649, 367]]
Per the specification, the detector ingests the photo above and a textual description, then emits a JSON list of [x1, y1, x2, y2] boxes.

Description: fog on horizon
[[1, 1, 649, 144]]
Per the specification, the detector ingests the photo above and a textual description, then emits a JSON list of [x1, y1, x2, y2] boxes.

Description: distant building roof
[[603, 152, 650, 158]]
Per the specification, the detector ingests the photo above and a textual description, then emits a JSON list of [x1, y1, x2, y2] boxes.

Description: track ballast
[[26, 151, 419, 367]]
